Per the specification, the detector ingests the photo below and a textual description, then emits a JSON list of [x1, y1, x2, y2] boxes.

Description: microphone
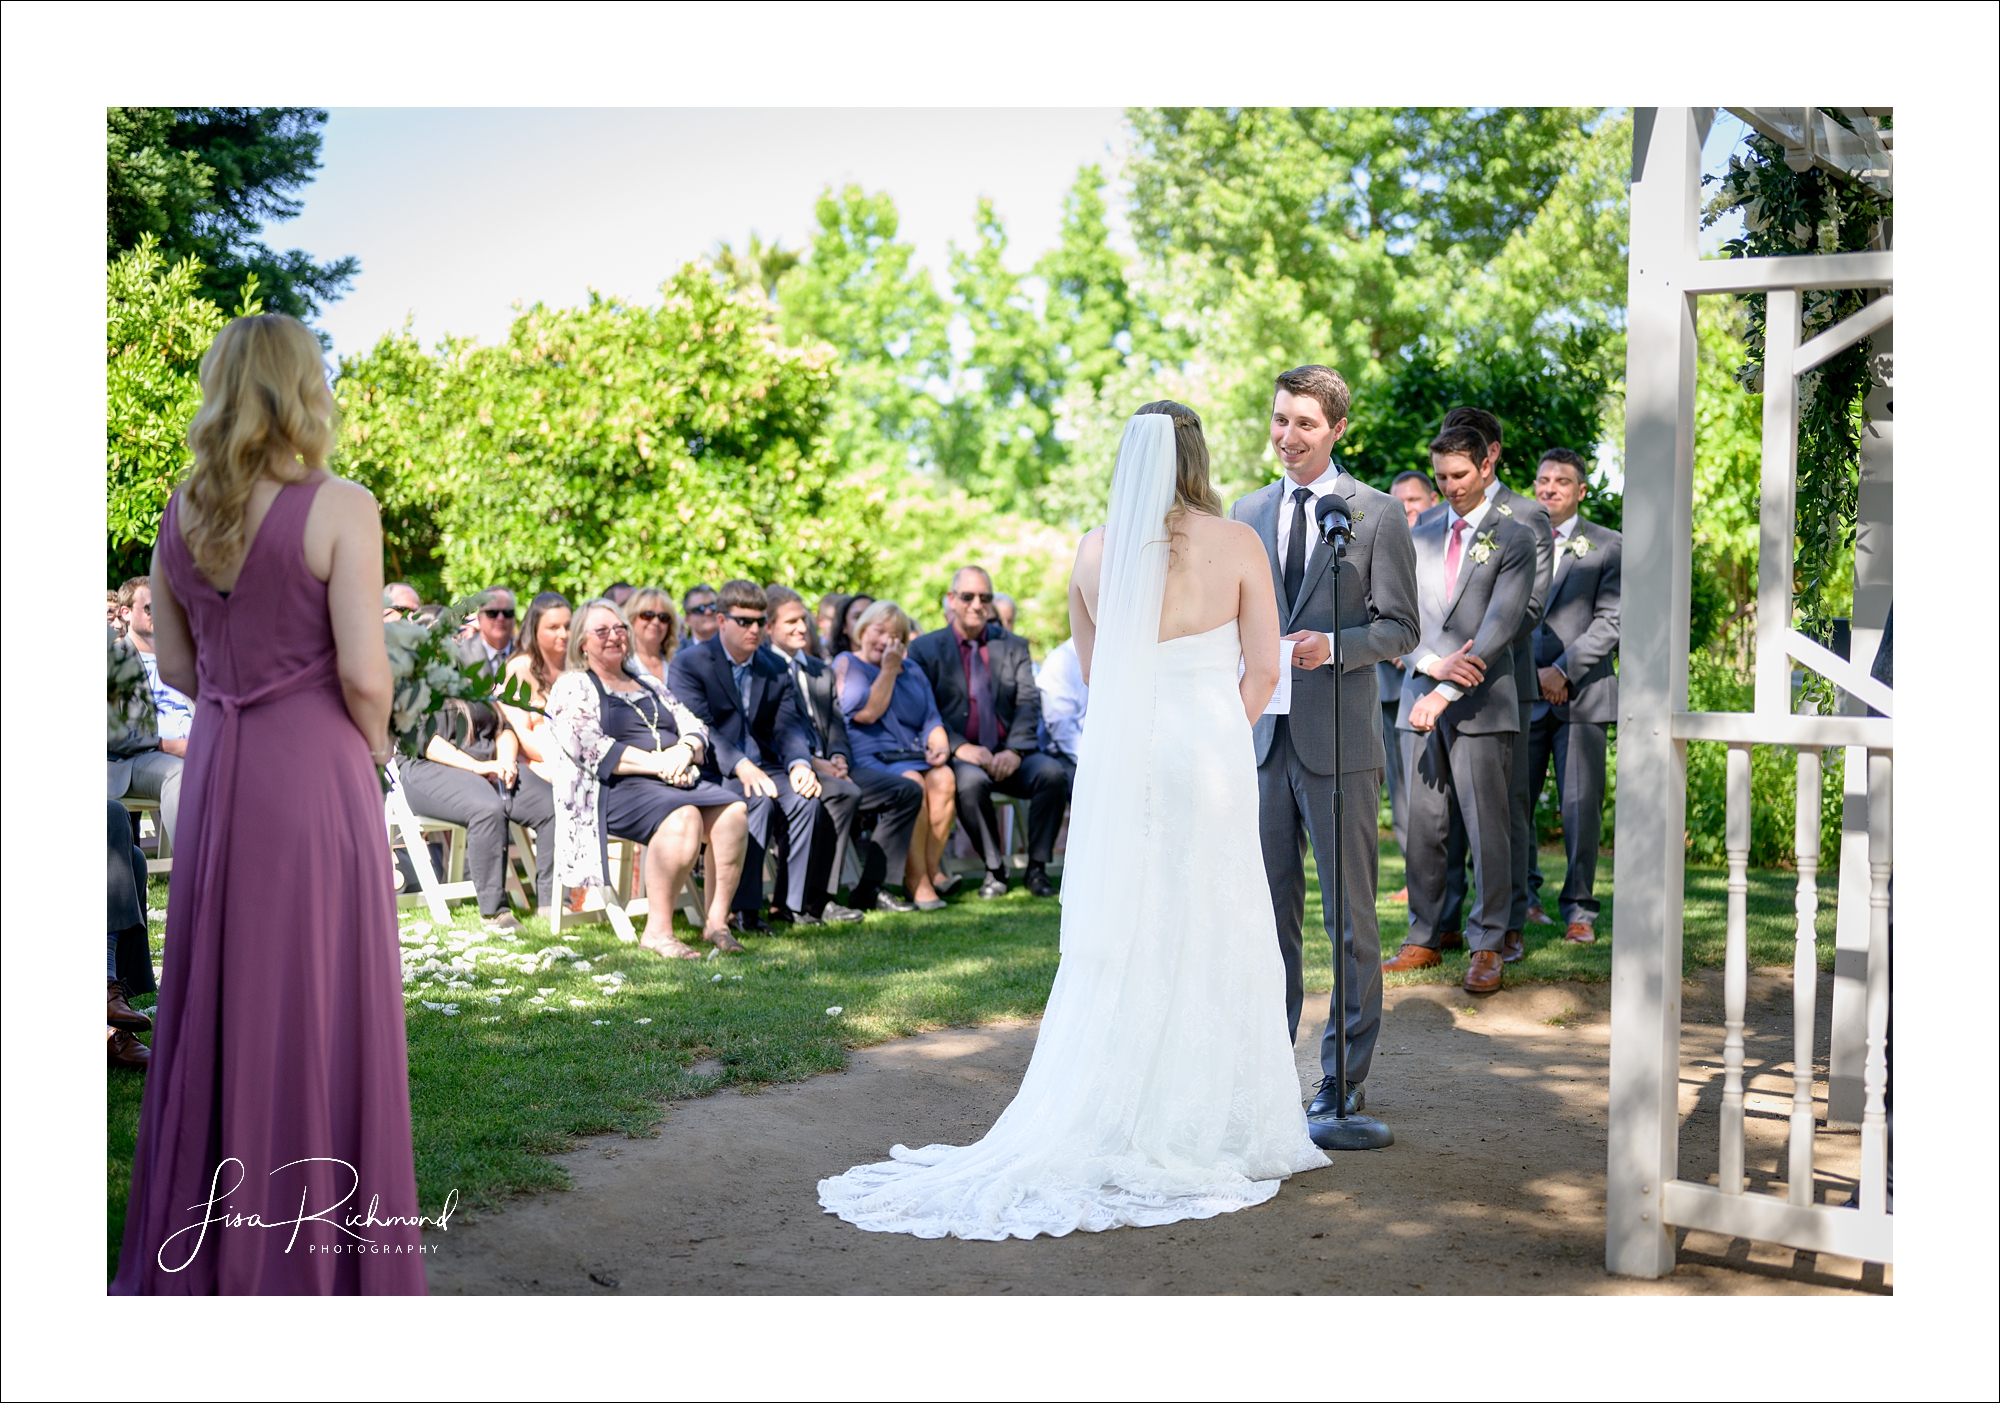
[[1315, 494, 1353, 546]]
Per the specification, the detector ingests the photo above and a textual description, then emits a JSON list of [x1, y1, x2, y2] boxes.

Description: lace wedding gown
[[817, 416, 1328, 1241]]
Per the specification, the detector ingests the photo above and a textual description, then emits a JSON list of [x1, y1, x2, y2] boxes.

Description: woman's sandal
[[640, 931, 703, 961], [702, 926, 746, 954]]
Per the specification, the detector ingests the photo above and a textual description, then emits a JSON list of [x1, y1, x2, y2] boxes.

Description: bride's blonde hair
[[181, 314, 336, 582], [1135, 400, 1222, 532]]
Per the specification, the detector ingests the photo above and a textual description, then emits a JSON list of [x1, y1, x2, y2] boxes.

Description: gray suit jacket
[[1398, 507, 1537, 734], [1533, 517, 1621, 725], [1232, 474, 1419, 775], [1487, 480, 1554, 701]]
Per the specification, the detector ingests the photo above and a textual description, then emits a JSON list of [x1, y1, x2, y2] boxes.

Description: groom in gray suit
[[1385, 421, 1538, 995], [1232, 365, 1418, 1117], [1525, 448, 1621, 942]]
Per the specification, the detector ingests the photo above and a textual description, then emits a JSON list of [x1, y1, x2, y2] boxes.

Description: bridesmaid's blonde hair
[[1135, 399, 1222, 531], [181, 314, 336, 582]]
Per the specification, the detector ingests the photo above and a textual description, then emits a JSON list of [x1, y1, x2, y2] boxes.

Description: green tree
[[775, 186, 949, 475], [712, 232, 800, 303], [106, 107, 357, 322], [338, 268, 881, 603], [105, 236, 233, 584]]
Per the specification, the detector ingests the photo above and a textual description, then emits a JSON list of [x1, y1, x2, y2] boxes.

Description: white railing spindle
[[1861, 750, 1893, 1217], [1720, 743, 1753, 1193], [1788, 746, 1823, 1204]]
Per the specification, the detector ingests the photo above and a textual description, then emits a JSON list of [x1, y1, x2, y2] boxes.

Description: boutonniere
[[1467, 529, 1498, 565], [1495, 502, 1515, 518], [1564, 534, 1594, 558]]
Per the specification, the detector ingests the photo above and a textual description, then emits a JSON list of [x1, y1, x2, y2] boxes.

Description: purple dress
[[112, 481, 426, 1294]]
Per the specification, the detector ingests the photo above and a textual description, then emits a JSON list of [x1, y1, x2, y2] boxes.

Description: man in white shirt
[[110, 577, 188, 844], [1035, 636, 1088, 786]]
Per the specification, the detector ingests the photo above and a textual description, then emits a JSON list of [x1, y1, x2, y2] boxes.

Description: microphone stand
[[1308, 508, 1395, 1152]]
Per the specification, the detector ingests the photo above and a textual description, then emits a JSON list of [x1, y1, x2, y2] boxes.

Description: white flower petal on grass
[[591, 1019, 608, 1026], [406, 921, 433, 937], [538, 988, 555, 996], [633, 1018, 653, 1025], [825, 1006, 844, 1016], [485, 996, 503, 1005], [710, 973, 723, 983], [483, 1016, 502, 1023], [492, 979, 507, 985], [528, 997, 546, 1005], [572, 960, 591, 971], [731, 975, 743, 982], [568, 998, 588, 1008]]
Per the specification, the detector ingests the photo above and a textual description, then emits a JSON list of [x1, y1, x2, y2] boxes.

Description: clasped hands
[[646, 741, 699, 787], [1409, 640, 1487, 733], [954, 743, 1020, 781], [736, 755, 823, 799]]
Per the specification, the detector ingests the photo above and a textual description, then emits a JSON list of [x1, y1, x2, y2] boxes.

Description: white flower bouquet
[[108, 626, 156, 745], [383, 592, 537, 761]]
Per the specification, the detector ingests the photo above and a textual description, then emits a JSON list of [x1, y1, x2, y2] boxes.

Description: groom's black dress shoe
[[1306, 1077, 1365, 1117]]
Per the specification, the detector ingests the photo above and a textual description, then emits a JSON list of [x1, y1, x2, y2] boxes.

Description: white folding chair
[[120, 796, 171, 875], [555, 836, 705, 940], [382, 761, 478, 924]]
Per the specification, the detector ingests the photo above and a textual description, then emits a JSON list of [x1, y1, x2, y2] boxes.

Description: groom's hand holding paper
[[1282, 629, 1331, 671]]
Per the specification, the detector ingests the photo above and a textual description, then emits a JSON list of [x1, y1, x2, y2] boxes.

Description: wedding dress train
[[817, 416, 1328, 1241]]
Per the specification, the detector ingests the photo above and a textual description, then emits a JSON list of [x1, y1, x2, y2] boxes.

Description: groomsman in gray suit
[[1384, 422, 1537, 995], [1433, 407, 1553, 955], [1380, 471, 1441, 875], [1524, 448, 1621, 942], [1234, 365, 1419, 1117]]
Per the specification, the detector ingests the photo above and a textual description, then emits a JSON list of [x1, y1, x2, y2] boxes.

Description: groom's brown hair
[[1274, 365, 1351, 426]]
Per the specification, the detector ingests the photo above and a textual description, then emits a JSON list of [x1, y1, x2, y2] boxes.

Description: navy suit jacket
[[908, 625, 1043, 754], [668, 635, 813, 777]]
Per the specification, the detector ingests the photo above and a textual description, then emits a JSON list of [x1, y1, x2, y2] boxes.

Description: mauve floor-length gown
[[112, 480, 426, 1294]]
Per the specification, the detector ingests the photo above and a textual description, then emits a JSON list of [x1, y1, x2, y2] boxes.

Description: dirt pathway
[[427, 975, 1884, 1295]]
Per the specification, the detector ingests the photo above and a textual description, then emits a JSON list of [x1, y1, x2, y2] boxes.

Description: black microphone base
[[1306, 1111, 1395, 1151]]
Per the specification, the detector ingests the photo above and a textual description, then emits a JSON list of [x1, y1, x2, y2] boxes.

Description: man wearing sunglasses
[[908, 565, 1069, 899], [671, 579, 843, 930], [683, 584, 722, 645], [456, 586, 518, 676]]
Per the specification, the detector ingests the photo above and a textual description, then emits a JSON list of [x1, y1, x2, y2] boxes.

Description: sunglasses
[[687, 602, 719, 616], [954, 592, 994, 605], [634, 611, 674, 624], [587, 624, 630, 641], [480, 608, 516, 620], [724, 614, 767, 629]]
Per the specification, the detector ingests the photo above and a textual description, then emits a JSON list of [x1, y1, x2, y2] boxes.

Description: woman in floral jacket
[[546, 598, 751, 958]]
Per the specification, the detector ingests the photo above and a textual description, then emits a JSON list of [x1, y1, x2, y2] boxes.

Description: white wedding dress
[[817, 415, 1328, 1241]]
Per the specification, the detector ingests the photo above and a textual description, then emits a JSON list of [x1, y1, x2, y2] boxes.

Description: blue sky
[[273, 108, 1130, 361]]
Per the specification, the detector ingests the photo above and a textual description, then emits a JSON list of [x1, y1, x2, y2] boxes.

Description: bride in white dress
[[818, 405, 1329, 1240]]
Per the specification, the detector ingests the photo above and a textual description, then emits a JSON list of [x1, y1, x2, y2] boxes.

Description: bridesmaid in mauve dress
[[112, 314, 426, 1294]]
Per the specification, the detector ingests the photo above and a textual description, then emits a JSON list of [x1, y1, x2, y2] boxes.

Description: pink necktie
[[1445, 517, 1469, 598]]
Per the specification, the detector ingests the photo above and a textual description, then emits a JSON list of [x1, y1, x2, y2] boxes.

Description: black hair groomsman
[[1524, 448, 1620, 943], [1384, 422, 1536, 995]]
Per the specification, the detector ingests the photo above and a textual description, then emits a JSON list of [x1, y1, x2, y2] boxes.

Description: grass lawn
[[108, 842, 1838, 1280]]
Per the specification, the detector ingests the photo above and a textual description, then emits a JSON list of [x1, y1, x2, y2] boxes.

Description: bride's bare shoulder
[[1177, 512, 1262, 557]]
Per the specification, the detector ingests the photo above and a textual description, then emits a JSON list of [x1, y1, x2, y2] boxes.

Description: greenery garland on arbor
[[1703, 114, 1891, 633]]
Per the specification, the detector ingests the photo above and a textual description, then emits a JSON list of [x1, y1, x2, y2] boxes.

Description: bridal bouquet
[[108, 626, 157, 745], [383, 593, 534, 760]]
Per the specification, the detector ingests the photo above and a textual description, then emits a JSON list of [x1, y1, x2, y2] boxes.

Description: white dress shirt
[[1272, 462, 1346, 665], [1035, 638, 1088, 759], [1416, 496, 1495, 701]]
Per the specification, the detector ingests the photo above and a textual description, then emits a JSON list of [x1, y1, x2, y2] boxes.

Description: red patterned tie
[[1445, 517, 1470, 598]]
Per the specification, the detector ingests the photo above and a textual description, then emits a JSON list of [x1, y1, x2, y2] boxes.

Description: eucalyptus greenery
[[1703, 115, 1891, 632]]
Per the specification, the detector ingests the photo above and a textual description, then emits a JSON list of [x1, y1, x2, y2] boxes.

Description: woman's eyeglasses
[[587, 624, 630, 641], [634, 611, 673, 624]]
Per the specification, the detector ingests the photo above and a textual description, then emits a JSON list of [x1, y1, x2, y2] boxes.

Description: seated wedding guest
[[501, 592, 570, 787], [547, 599, 751, 957], [767, 585, 921, 915], [382, 581, 421, 620], [683, 584, 721, 645], [108, 609, 183, 850], [107, 798, 156, 1071], [606, 581, 637, 610], [671, 580, 830, 929], [909, 566, 1069, 899], [842, 593, 876, 651], [107, 591, 124, 633], [835, 600, 954, 910], [627, 586, 680, 682], [393, 690, 556, 928], [1034, 635, 1088, 787], [459, 586, 517, 674], [992, 592, 1018, 635], [818, 592, 860, 660], [120, 577, 195, 760]]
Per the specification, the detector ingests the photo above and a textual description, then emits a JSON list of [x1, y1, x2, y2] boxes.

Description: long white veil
[[1057, 412, 1177, 963]]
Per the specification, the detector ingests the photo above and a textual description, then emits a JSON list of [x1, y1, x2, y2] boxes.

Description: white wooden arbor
[[1608, 107, 1892, 1277]]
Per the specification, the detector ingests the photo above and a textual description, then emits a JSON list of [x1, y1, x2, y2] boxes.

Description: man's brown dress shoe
[[107, 980, 151, 1032], [1564, 922, 1597, 944], [1526, 903, 1552, 926], [1501, 929, 1525, 963], [108, 1027, 151, 1070], [1435, 930, 1466, 951], [1463, 950, 1503, 995], [1382, 943, 1442, 971]]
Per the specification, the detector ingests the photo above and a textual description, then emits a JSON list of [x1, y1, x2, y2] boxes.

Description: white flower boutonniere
[[1496, 502, 1515, 517], [1467, 529, 1498, 565], [1565, 534, 1594, 559]]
